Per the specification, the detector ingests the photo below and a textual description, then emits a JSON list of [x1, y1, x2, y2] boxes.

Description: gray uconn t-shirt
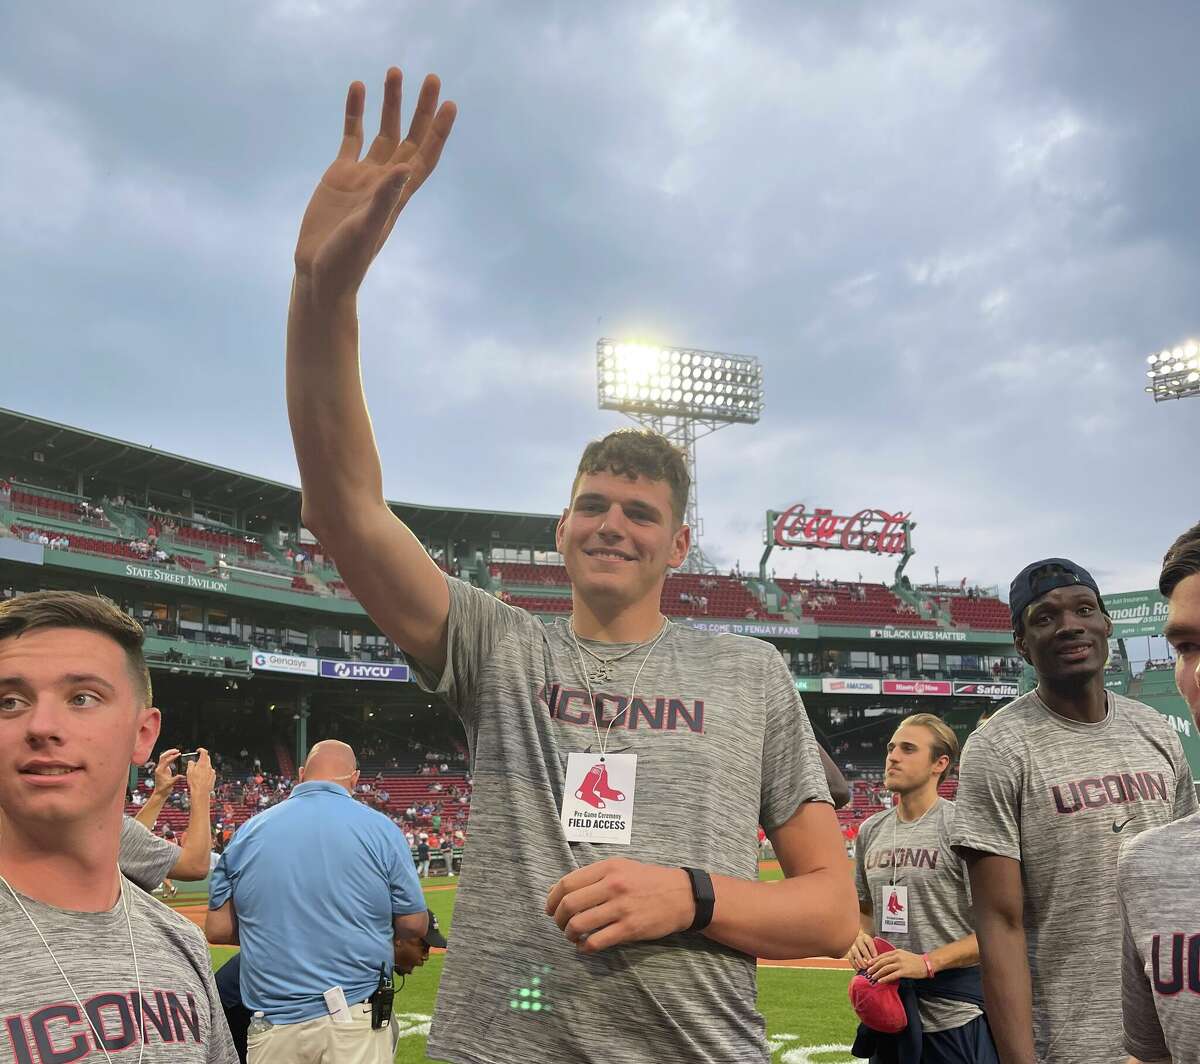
[[412, 577, 831, 1064], [854, 799, 981, 1033], [0, 879, 237, 1062], [119, 816, 180, 892], [950, 691, 1197, 1064], [1118, 811, 1200, 1063]]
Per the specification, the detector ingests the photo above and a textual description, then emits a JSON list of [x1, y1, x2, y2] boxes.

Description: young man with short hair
[[1118, 522, 1200, 1063], [951, 559, 1198, 1064], [848, 713, 996, 1062], [0, 590, 236, 1061], [285, 67, 856, 1063]]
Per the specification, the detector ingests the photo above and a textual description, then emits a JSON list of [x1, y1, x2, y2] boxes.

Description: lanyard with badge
[[878, 802, 935, 936], [560, 618, 670, 845]]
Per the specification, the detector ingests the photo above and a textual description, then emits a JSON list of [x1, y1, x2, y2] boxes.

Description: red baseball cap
[[848, 937, 908, 1034]]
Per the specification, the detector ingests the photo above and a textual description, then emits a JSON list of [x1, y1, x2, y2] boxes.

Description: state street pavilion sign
[[772, 504, 913, 555]]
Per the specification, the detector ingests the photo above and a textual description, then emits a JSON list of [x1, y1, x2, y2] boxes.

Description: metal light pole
[[596, 339, 763, 572]]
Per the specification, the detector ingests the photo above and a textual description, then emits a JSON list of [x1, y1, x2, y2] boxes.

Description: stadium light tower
[[596, 338, 763, 572], [1145, 340, 1200, 403]]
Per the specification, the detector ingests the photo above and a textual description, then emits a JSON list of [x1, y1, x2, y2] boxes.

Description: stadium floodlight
[[596, 338, 764, 572], [1144, 341, 1200, 403], [597, 341, 764, 424]]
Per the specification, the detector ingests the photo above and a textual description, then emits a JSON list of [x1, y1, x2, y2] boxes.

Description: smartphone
[[178, 751, 202, 764]]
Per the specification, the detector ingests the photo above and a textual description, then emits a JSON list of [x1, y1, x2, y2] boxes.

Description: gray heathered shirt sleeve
[[948, 692, 1194, 1064], [119, 814, 180, 892], [410, 575, 834, 1064], [0, 879, 237, 1062], [1117, 814, 1200, 1064]]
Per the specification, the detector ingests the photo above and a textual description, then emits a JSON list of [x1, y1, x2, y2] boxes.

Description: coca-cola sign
[[772, 505, 912, 555]]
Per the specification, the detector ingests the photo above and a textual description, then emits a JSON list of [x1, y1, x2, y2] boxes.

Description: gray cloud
[[2, 0, 1197, 596]]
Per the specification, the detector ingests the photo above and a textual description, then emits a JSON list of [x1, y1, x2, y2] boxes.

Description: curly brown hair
[[0, 590, 152, 707], [571, 429, 691, 525]]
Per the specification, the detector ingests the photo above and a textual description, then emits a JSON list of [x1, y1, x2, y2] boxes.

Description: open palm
[[294, 68, 456, 302]]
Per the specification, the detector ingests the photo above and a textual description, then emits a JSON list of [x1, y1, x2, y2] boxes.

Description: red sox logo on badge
[[575, 762, 627, 809], [886, 889, 904, 916]]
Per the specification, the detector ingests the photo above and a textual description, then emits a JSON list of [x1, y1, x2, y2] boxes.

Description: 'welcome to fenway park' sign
[[771, 504, 913, 555]]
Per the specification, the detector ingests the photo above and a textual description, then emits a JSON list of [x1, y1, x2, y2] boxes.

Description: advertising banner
[[1105, 589, 1170, 639], [882, 679, 951, 697], [952, 681, 1020, 699], [318, 660, 410, 683], [772, 505, 912, 555], [821, 677, 882, 695], [250, 651, 319, 676], [869, 627, 968, 642], [793, 676, 822, 692]]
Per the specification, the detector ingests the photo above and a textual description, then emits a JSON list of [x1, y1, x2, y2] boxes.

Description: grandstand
[[1, 404, 1194, 855]]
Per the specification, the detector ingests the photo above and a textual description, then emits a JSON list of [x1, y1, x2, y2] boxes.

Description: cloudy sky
[[2, 1, 1197, 596]]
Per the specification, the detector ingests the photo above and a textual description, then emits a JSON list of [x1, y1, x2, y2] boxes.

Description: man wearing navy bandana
[[950, 559, 1197, 1063]]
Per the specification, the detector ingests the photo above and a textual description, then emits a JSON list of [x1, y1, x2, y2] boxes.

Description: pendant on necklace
[[588, 659, 615, 685]]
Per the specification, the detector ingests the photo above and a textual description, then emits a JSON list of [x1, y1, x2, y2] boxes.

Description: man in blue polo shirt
[[206, 740, 427, 1063]]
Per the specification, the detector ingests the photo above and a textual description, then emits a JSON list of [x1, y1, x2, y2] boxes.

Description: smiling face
[[556, 470, 690, 612], [0, 627, 160, 831], [1164, 572, 1200, 724], [1016, 585, 1112, 686]]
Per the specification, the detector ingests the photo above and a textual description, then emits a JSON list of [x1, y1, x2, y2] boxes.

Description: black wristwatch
[[682, 867, 715, 932]]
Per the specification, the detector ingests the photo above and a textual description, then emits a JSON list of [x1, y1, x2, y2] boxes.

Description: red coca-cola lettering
[[773, 504, 911, 554]]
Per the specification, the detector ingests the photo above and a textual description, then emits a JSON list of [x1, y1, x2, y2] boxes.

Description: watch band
[[682, 867, 715, 932]]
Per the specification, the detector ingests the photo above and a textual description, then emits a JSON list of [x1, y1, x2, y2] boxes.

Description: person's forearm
[[976, 916, 1037, 1063], [704, 868, 858, 960], [135, 790, 168, 830], [928, 932, 979, 973], [175, 797, 213, 880], [286, 282, 386, 529], [859, 909, 874, 935]]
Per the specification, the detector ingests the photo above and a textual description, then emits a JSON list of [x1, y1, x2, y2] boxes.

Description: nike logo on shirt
[[1112, 817, 1134, 833]]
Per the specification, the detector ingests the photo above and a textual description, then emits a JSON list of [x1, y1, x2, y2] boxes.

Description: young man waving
[[285, 67, 856, 1063]]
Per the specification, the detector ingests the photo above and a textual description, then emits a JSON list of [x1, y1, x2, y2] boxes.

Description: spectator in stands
[[207, 739, 426, 1063], [0, 590, 237, 1059], [287, 77, 853, 1063]]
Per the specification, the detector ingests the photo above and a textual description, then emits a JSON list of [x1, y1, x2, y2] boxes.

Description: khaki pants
[[247, 1002, 392, 1064]]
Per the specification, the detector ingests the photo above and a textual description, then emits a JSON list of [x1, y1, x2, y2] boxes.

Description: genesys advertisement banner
[[251, 652, 319, 676]]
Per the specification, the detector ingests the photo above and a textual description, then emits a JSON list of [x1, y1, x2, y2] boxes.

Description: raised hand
[[152, 747, 183, 796], [293, 67, 457, 304]]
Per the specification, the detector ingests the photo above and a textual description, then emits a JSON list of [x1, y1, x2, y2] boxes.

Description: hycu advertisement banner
[[318, 660, 410, 683], [1105, 589, 1170, 639], [821, 678, 882, 695], [952, 681, 1020, 699], [881, 679, 951, 697]]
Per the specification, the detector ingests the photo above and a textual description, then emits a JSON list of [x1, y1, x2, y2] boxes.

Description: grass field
[[205, 865, 862, 1063]]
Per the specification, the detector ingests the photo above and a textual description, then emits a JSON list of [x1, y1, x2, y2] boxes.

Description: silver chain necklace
[[568, 617, 669, 686], [0, 872, 144, 1064]]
